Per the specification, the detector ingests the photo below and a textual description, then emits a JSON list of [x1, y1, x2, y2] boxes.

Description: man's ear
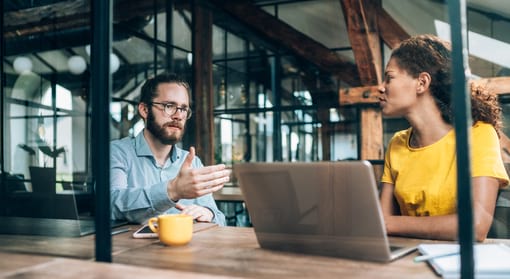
[[417, 72, 432, 94], [138, 103, 148, 120]]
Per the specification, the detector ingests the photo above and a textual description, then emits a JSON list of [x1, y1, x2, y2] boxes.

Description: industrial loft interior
[[2, 0, 510, 224], [1, 0, 510, 271]]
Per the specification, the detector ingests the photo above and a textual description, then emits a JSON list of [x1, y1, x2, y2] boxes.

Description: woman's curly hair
[[391, 34, 503, 136], [470, 83, 502, 134]]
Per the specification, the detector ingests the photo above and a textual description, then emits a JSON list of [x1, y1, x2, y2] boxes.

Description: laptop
[[0, 216, 127, 237], [3, 168, 127, 236], [234, 160, 416, 262]]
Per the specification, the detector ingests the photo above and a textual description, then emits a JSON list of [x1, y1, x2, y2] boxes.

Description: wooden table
[[213, 186, 244, 202], [113, 226, 440, 278], [2, 225, 509, 278], [0, 251, 235, 279]]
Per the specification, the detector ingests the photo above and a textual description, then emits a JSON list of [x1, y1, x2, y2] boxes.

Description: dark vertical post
[[271, 54, 282, 161], [166, 0, 174, 72], [191, 0, 214, 166], [0, 1, 5, 197], [51, 77, 57, 168], [244, 40, 251, 162], [153, 0, 158, 75], [91, 0, 112, 262], [448, 0, 474, 278]]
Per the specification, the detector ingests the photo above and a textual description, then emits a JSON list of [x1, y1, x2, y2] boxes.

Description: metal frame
[[91, 0, 112, 263], [448, 0, 474, 278]]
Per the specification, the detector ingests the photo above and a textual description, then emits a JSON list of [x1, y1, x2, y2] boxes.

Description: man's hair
[[139, 72, 191, 105]]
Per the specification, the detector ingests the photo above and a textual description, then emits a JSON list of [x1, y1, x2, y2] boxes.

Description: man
[[110, 72, 229, 225]]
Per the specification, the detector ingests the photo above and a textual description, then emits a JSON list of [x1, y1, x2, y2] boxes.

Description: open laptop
[[2, 169, 126, 236], [234, 160, 416, 262], [0, 189, 127, 236]]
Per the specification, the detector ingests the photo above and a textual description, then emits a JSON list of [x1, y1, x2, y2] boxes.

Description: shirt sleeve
[[110, 142, 176, 223], [471, 122, 510, 188]]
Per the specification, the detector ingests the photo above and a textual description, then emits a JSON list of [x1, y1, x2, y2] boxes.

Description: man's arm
[[169, 148, 227, 225], [110, 142, 176, 223], [110, 180, 176, 223], [381, 178, 499, 241]]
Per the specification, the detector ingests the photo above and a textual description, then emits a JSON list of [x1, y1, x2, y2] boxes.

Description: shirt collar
[[135, 129, 179, 163]]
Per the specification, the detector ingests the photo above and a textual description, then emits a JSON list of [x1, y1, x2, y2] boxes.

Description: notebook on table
[[234, 161, 416, 262], [417, 243, 510, 278]]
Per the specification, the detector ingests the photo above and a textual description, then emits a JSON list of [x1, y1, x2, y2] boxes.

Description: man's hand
[[167, 146, 230, 201], [175, 203, 214, 222]]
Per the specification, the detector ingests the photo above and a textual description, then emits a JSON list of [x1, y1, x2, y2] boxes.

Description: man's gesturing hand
[[175, 203, 214, 222], [167, 147, 230, 201]]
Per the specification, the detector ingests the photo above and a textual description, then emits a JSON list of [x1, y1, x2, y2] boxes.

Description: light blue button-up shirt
[[110, 130, 225, 225]]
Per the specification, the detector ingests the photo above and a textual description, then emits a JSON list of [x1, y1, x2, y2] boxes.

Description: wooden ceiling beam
[[377, 7, 410, 49], [340, 0, 384, 160], [208, 0, 361, 86], [340, 0, 383, 85], [3, 0, 174, 39], [339, 76, 510, 105]]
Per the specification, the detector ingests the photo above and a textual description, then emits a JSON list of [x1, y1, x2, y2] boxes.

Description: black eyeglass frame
[[150, 101, 193, 119]]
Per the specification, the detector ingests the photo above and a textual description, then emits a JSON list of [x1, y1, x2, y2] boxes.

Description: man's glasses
[[150, 102, 192, 119]]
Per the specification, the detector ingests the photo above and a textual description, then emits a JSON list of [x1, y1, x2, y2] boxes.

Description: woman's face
[[378, 58, 420, 117]]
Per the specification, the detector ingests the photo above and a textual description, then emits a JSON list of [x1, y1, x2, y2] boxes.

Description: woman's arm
[[380, 177, 499, 241]]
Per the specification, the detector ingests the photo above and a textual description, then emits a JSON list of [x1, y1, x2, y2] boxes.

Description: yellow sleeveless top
[[381, 122, 509, 216]]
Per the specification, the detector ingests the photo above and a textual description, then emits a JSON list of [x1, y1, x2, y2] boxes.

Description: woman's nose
[[377, 84, 386, 94]]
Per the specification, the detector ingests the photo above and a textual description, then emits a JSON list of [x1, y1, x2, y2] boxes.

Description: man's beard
[[146, 109, 185, 145]]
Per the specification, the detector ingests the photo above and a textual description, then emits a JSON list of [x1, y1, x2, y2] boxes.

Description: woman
[[378, 34, 509, 241]]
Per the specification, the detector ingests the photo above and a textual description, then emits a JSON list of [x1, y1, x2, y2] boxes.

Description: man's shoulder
[[111, 136, 134, 145], [111, 136, 136, 153]]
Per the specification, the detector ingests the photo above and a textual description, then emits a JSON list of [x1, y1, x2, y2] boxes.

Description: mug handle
[[148, 217, 159, 233]]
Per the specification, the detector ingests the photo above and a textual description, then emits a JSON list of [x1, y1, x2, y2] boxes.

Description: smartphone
[[132, 224, 158, 239]]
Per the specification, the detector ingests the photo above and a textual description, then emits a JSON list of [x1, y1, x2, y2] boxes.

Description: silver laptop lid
[[235, 161, 401, 262]]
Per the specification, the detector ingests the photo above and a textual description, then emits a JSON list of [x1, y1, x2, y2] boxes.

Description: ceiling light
[[110, 53, 120, 73], [68, 55, 87, 75], [13, 56, 33, 74], [187, 52, 193, 66]]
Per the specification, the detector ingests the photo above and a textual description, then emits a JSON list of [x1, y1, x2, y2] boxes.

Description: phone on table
[[132, 224, 158, 239], [132, 220, 215, 238]]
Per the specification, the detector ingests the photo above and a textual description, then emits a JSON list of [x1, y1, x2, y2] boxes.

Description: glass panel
[[1, 1, 95, 232], [173, 10, 192, 51]]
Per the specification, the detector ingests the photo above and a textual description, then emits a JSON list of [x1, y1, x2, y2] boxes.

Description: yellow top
[[381, 122, 509, 216]]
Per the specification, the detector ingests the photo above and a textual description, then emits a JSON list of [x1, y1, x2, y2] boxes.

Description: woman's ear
[[417, 72, 432, 94]]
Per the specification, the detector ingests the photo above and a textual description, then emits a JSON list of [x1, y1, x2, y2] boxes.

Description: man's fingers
[[175, 203, 185, 210], [177, 204, 210, 221], [183, 206, 201, 218], [192, 169, 230, 184], [181, 146, 196, 169], [196, 184, 224, 196]]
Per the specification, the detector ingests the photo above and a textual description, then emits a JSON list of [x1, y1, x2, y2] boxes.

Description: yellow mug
[[148, 214, 193, 246]]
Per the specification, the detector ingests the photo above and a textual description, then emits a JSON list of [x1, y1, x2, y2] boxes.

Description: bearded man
[[110, 72, 228, 225]]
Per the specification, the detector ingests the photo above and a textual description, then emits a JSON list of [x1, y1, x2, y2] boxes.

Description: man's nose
[[170, 110, 184, 120]]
